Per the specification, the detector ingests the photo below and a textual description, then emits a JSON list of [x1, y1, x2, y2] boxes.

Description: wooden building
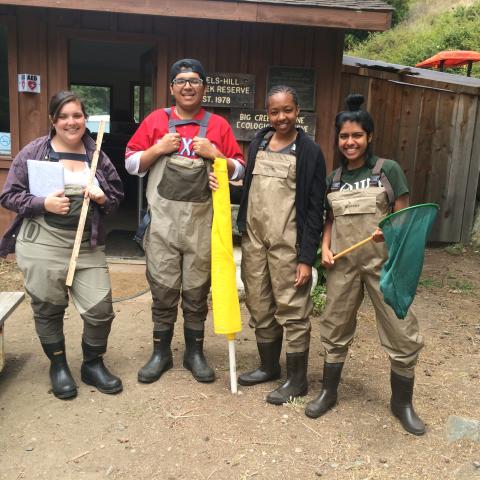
[[0, 0, 392, 244], [341, 56, 480, 243]]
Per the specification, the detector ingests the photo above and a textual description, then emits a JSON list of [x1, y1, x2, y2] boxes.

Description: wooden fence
[[340, 56, 480, 243]]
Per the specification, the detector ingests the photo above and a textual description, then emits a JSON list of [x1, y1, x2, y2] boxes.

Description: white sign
[[27, 160, 64, 197], [0, 132, 11, 155], [18, 74, 41, 94]]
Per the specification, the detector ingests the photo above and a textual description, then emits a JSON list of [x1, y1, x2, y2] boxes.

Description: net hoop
[[378, 203, 439, 228]]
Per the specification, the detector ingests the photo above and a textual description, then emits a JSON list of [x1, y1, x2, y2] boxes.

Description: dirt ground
[[0, 247, 479, 480]]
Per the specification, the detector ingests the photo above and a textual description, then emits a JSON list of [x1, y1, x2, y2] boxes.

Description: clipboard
[[27, 160, 64, 197]]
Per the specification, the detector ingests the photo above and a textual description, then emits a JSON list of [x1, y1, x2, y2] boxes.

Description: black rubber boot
[[266, 351, 308, 405], [238, 337, 282, 386], [390, 370, 425, 435], [81, 341, 123, 394], [41, 341, 77, 399], [305, 362, 343, 418], [183, 327, 215, 383], [138, 329, 174, 383]]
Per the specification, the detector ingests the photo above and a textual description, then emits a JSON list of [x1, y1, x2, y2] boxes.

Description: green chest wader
[[320, 161, 424, 376], [16, 188, 114, 348], [241, 144, 312, 353], [143, 109, 214, 330]]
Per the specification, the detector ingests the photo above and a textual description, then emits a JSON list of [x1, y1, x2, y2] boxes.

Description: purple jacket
[[0, 134, 124, 257]]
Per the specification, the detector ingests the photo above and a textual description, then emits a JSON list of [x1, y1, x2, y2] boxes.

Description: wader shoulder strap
[[330, 167, 343, 192], [371, 157, 395, 205], [259, 131, 297, 156], [164, 108, 211, 138], [258, 131, 274, 151], [48, 150, 90, 164]]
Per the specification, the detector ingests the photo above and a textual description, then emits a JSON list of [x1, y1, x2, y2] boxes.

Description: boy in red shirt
[[126, 59, 244, 384]]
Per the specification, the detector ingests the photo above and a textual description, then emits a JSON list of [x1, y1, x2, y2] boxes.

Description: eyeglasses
[[171, 78, 204, 87]]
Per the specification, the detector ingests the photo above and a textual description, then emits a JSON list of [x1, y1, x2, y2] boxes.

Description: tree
[[71, 85, 110, 116]]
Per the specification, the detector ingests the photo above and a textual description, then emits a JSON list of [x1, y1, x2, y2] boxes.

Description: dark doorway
[[68, 38, 156, 257]]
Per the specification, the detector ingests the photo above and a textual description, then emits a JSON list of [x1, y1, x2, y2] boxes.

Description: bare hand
[[193, 137, 220, 160], [294, 263, 312, 288], [209, 172, 219, 191], [372, 227, 385, 243], [157, 133, 181, 155], [321, 247, 335, 269], [84, 185, 106, 205], [44, 190, 70, 214]]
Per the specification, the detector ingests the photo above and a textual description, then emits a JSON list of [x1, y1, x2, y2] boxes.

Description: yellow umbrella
[[211, 157, 242, 393]]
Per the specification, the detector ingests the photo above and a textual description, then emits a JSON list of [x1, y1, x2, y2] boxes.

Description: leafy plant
[[284, 395, 306, 411], [447, 277, 475, 293], [345, 0, 412, 51], [347, 1, 480, 79], [419, 277, 443, 289], [312, 247, 327, 315], [444, 243, 466, 256], [312, 283, 327, 315]]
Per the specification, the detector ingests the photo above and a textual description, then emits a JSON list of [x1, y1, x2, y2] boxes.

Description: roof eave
[[2, 0, 393, 30]]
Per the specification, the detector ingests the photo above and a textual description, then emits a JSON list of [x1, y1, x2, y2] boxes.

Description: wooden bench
[[0, 292, 25, 372]]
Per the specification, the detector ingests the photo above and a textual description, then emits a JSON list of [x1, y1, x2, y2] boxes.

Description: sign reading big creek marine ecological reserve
[[267, 66, 316, 111], [230, 110, 317, 141], [202, 73, 255, 108]]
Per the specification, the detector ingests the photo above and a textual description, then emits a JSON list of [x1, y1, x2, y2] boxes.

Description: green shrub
[[312, 283, 327, 315], [348, 1, 480, 78], [312, 247, 327, 315], [345, 0, 412, 51]]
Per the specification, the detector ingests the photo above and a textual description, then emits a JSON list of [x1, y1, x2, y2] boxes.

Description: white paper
[[27, 160, 64, 197]]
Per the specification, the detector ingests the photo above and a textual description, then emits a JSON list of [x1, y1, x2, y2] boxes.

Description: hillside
[[348, 0, 480, 77]]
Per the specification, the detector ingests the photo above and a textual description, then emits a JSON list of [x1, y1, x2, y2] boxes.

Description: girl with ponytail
[[305, 94, 426, 436]]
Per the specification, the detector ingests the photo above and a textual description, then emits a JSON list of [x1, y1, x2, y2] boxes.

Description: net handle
[[331, 203, 439, 261], [332, 235, 374, 261]]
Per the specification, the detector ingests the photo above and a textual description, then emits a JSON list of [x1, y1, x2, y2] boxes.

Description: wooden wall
[[2, 8, 479, 244], [0, 6, 344, 235], [340, 58, 480, 243], [1, 7, 344, 159]]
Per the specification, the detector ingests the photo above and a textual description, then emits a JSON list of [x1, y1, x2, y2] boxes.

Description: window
[[0, 24, 10, 155], [70, 84, 111, 133]]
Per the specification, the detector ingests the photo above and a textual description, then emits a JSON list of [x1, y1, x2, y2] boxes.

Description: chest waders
[[138, 108, 215, 384], [15, 152, 121, 399], [306, 159, 425, 435], [238, 137, 311, 405]]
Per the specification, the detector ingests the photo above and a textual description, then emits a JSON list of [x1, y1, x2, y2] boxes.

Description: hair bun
[[345, 94, 364, 112]]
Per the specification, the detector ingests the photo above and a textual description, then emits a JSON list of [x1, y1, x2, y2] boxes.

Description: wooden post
[[65, 122, 105, 287], [467, 60, 473, 77]]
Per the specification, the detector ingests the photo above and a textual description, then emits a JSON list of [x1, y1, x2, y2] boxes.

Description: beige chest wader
[[144, 111, 213, 331], [15, 185, 114, 346], [320, 164, 424, 377], [241, 147, 312, 353]]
